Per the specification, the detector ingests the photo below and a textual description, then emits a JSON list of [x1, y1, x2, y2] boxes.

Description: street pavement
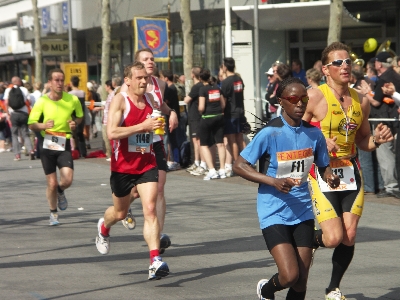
[[1, 139, 400, 300]]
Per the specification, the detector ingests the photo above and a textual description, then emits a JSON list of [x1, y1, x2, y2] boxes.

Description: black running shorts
[[110, 168, 158, 198], [262, 219, 315, 251], [153, 140, 168, 172], [40, 139, 73, 175]]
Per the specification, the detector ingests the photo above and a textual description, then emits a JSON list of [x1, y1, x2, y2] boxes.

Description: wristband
[[372, 136, 381, 148]]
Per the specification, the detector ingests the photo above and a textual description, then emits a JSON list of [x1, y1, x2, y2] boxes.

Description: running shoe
[[148, 256, 169, 280], [95, 218, 110, 255], [29, 151, 35, 160], [159, 233, 171, 254], [203, 171, 220, 180], [256, 279, 271, 300], [49, 213, 59, 226], [190, 166, 207, 176], [219, 169, 227, 179], [225, 168, 234, 177], [14, 154, 21, 161], [121, 208, 136, 230], [325, 288, 346, 300], [186, 163, 197, 172], [168, 162, 181, 171], [57, 192, 68, 211]]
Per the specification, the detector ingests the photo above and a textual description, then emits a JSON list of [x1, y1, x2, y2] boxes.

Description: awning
[[232, 1, 376, 30]]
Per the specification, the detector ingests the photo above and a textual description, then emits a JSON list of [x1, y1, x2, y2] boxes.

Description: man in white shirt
[[4, 76, 34, 160]]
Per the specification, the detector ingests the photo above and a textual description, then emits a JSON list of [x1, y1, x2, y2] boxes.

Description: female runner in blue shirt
[[233, 77, 339, 300]]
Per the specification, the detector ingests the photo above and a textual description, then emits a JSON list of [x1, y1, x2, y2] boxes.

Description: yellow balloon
[[364, 38, 378, 53]]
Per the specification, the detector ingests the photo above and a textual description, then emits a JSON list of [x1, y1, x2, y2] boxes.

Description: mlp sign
[[60, 63, 88, 99]]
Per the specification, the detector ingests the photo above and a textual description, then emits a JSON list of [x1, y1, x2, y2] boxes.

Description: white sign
[[232, 30, 255, 126]]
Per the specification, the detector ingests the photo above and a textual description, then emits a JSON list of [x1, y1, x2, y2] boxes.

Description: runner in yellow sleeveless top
[[303, 42, 393, 300]]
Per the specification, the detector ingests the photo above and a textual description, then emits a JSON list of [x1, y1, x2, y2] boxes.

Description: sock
[[286, 287, 306, 300], [225, 163, 232, 170], [313, 229, 325, 249], [195, 160, 200, 166], [327, 243, 355, 292], [219, 168, 226, 175], [150, 249, 160, 263], [200, 161, 207, 169], [208, 168, 216, 174], [50, 209, 58, 213], [262, 273, 285, 299], [100, 222, 110, 237], [57, 185, 64, 194]]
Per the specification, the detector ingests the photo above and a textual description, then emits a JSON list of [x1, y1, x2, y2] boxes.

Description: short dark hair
[[124, 61, 145, 79], [292, 58, 302, 68], [223, 57, 235, 72], [276, 77, 306, 99], [160, 69, 173, 82], [47, 68, 64, 81], [70, 76, 80, 87], [199, 68, 211, 82], [105, 79, 114, 90], [321, 42, 350, 65]]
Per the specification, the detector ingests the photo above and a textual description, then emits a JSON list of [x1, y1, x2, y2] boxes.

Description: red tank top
[[111, 93, 157, 174]]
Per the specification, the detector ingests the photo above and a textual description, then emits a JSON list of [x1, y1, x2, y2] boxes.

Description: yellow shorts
[[308, 157, 364, 224]]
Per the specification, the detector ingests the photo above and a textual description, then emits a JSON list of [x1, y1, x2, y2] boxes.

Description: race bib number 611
[[276, 148, 314, 185]]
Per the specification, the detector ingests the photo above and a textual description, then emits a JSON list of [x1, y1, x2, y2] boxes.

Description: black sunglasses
[[324, 58, 351, 67]]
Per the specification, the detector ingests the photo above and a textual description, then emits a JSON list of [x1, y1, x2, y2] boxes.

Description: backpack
[[179, 140, 191, 168], [8, 87, 25, 110]]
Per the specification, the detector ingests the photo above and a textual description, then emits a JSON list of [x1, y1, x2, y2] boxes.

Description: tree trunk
[[327, 0, 343, 45], [180, 0, 193, 95], [100, 0, 111, 100], [31, 0, 42, 83]]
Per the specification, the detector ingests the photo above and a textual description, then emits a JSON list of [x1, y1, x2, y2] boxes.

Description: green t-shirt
[[28, 92, 83, 139]]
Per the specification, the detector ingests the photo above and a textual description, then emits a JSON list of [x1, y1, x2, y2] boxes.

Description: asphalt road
[[1, 140, 399, 300]]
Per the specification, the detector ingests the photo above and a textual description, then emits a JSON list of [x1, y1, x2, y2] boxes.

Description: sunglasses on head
[[325, 58, 351, 67], [279, 95, 309, 104]]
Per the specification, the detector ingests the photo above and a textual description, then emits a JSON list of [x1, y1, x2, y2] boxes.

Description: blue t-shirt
[[292, 69, 307, 85], [240, 116, 329, 229]]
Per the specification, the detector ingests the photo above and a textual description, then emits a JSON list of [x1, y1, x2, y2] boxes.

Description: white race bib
[[276, 148, 314, 186], [128, 132, 153, 153], [43, 132, 66, 151], [317, 159, 357, 192]]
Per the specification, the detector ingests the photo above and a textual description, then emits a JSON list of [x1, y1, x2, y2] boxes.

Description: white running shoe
[[95, 218, 110, 255], [148, 256, 169, 280], [49, 213, 59, 226], [325, 288, 346, 300], [186, 163, 197, 172], [121, 208, 136, 230], [57, 192, 68, 211], [218, 169, 227, 179], [256, 279, 271, 300], [203, 171, 220, 180], [190, 166, 207, 176], [225, 168, 234, 177]]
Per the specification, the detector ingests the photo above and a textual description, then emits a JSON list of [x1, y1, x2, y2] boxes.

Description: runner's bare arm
[[160, 101, 178, 131]]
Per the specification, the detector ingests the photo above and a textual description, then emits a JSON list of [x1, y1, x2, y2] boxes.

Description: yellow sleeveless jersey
[[315, 84, 363, 158]]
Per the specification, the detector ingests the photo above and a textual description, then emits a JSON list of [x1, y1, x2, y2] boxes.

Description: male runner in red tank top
[[95, 61, 169, 280]]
